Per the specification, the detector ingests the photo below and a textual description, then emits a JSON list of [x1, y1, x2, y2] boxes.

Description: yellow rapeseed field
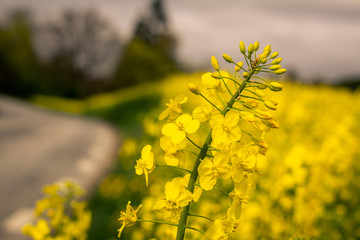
[[32, 73, 360, 239]]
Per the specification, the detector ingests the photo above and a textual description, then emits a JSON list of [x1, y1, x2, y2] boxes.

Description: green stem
[[200, 93, 222, 112], [184, 226, 206, 235], [155, 164, 192, 173], [218, 70, 233, 96], [188, 213, 214, 222], [137, 219, 178, 226], [175, 69, 256, 240], [187, 137, 202, 149]]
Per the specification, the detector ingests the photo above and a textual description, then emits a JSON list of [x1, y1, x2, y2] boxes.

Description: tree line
[[0, 0, 178, 98]]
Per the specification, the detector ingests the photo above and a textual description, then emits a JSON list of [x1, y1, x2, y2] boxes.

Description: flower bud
[[270, 52, 279, 59], [242, 72, 249, 79], [272, 58, 282, 64], [211, 72, 223, 79], [274, 68, 287, 74], [255, 83, 267, 89], [264, 45, 271, 53], [188, 83, 201, 95], [248, 44, 254, 56], [264, 100, 277, 110], [255, 89, 265, 98], [255, 109, 273, 119], [239, 41, 246, 54], [261, 50, 270, 59], [243, 99, 258, 108], [269, 65, 281, 70], [222, 54, 234, 63], [251, 136, 269, 150], [261, 119, 280, 129], [270, 99, 278, 106], [269, 82, 283, 91], [234, 61, 243, 72], [254, 41, 260, 51], [260, 58, 267, 64], [211, 56, 219, 71]]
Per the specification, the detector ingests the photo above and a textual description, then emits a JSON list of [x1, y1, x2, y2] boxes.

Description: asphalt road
[[0, 95, 119, 240]]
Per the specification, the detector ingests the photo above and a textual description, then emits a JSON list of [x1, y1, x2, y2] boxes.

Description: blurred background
[[0, 0, 360, 239]]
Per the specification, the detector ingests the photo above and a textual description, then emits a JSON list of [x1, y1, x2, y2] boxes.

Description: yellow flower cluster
[[118, 41, 286, 239], [237, 83, 360, 240], [22, 181, 91, 240]]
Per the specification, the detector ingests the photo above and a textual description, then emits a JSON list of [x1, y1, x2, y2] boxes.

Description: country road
[[0, 95, 120, 240]]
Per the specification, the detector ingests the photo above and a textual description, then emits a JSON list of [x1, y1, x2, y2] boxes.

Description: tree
[[112, 0, 178, 87], [37, 9, 121, 79], [0, 10, 43, 97]]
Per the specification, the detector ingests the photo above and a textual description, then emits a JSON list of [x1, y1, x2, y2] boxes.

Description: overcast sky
[[1, 0, 360, 82]]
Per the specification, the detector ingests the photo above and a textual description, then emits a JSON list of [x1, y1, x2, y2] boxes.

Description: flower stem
[[137, 219, 178, 226], [188, 213, 214, 222], [155, 164, 192, 173], [184, 226, 206, 235]]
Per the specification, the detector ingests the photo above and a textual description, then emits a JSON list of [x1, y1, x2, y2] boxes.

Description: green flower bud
[[248, 44, 254, 56], [272, 57, 282, 64], [211, 72, 223, 79], [270, 52, 279, 59], [239, 41, 246, 54], [222, 54, 234, 63], [254, 41, 260, 51], [274, 68, 287, 74], [242, 72, 249, 79], [260, 58, 267, 64], [211, 56, 219, 71], [188, 83, 201, 95], [269, 65, 281, 71]]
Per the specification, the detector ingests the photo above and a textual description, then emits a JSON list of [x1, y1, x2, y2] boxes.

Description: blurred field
[[31, 73, 360, 240]]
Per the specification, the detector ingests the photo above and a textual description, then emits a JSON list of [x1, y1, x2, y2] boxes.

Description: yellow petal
[[165, 181, 180, 201], [135, 167, 143, 176], [202, 72, 219, 88], [177, 114, 192, 125], [161, 123, 178, 137], [141, 145, 152, 161], [212, 126, 227, 143], [185, 119, 200, 134], [170, 131, 186, 145], [159, 108, 170, 120], [209, 114, 224, 128], [224, 111, 239, 128]]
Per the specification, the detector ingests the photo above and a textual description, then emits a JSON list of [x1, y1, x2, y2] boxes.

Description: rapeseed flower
[[161, 114, 200, 144], [202, 71, 230, 93], [135, 145, 155, 187], [159, 95, 187, 120], [160, 136, 187, 166], [153, 177, 193, 222], [210, 111, 241, 144], [117, 201, 143, 238], [198, 154, 231, 191]]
